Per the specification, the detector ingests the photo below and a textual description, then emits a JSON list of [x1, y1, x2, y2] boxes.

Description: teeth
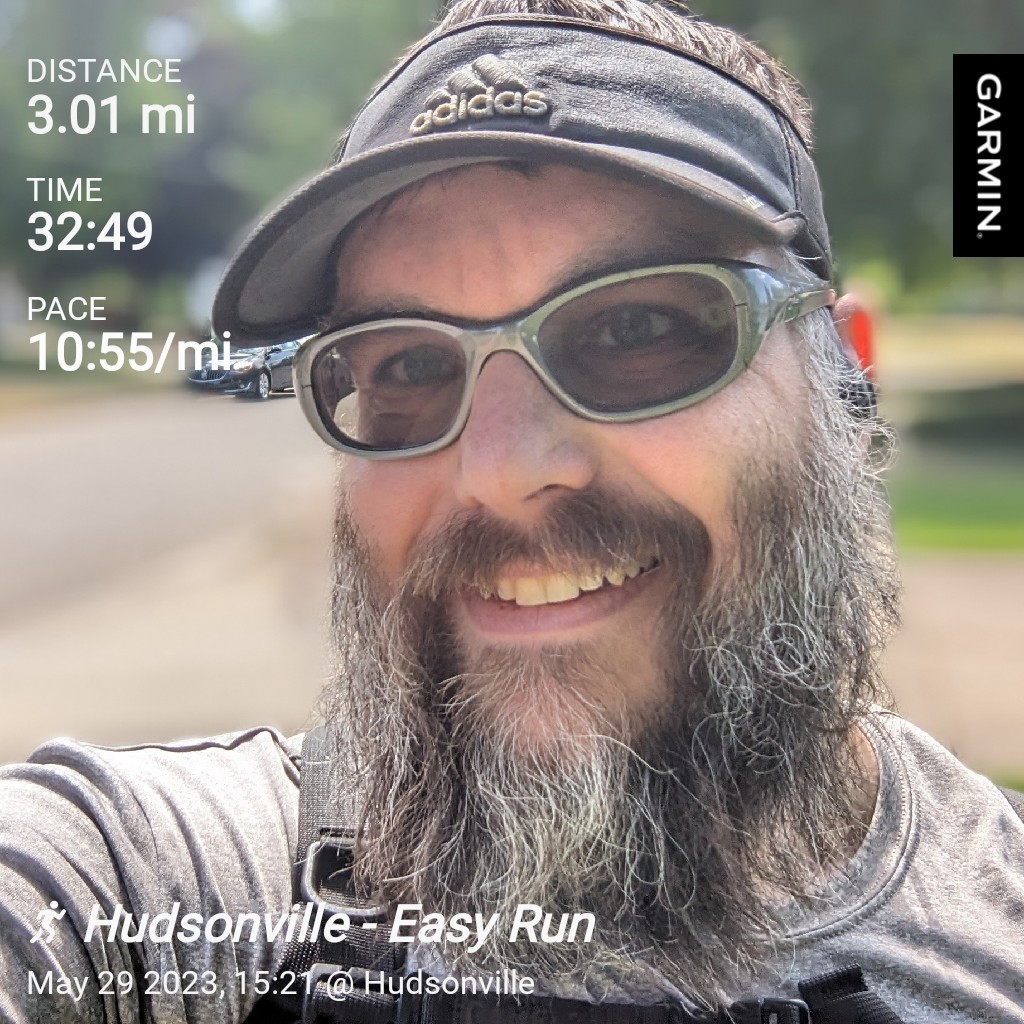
[[544, 574, 582, 603], [513, 578, 548, 607], [485, 554, 659, 608]]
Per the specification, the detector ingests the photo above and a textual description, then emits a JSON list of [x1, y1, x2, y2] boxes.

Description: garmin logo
[[411, 54, 551, 136], [975, 73, 1002, 233], [953, 55, 1020, 257]]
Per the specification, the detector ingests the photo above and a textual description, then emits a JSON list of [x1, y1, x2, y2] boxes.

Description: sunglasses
[[293, 259, 835, 459]]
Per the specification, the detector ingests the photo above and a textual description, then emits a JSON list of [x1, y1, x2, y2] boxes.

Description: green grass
[[888, 464, 1024, 550], [991, 774, 1024, 794], [883, 383, 1024, 551]]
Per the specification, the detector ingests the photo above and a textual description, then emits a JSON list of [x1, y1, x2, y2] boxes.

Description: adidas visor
[[212, 15, 833, 345]]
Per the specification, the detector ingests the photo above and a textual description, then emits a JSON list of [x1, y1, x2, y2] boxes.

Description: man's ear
[[831, 293, 876, 383]]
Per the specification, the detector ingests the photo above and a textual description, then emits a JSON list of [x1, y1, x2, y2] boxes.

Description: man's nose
[[452, 352, 599, 520]]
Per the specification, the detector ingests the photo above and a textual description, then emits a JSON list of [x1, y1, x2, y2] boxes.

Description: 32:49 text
[[28, 211, 152, 252]]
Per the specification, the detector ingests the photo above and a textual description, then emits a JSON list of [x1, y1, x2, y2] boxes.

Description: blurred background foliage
[[2, 0, 1024, 319], [0, 0, 1022, 553], [704, 0, 1024, 311]]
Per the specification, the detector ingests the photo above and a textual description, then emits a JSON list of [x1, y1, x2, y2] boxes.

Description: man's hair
[[431, 0, 814, 144]]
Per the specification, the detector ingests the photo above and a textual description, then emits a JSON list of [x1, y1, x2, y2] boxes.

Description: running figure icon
[[30, 901, 66, 945]]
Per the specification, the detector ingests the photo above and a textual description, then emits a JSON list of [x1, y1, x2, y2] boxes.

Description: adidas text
[[410, 88, 550, 136]]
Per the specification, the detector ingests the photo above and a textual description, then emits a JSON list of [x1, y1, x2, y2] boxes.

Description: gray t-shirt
[[0, 713, 1021, 1022]]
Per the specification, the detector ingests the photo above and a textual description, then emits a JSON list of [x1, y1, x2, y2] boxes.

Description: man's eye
[[374, 346, 461, 387], [590, 306, 679, 351]]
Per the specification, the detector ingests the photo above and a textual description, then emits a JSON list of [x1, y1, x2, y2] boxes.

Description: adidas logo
[[410, 54, 551, 136]]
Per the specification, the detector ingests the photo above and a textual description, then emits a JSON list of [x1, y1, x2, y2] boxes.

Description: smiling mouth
[[472, 554, 661, 607]]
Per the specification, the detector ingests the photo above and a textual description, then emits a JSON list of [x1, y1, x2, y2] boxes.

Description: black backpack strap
[[266, 968, 899, 1024], [292, 982, 810, 1024], [247, 729, 906, 1024], [795, 966, 903, 1024], [248, 727, 397, 1023]]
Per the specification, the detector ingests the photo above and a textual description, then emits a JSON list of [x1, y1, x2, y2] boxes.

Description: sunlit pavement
[[0, 390, 334, 760]]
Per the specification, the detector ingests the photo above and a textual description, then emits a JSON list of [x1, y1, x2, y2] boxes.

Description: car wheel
[[254, 370, 271, 400]]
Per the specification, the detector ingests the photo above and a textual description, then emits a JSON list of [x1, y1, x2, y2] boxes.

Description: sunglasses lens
[[307, 271, 742, 454], [309, 326, 466, 451], [537, 272, 738, 412]]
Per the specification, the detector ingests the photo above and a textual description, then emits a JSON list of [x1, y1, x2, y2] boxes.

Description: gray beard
[[321, 329, 900, 1008]]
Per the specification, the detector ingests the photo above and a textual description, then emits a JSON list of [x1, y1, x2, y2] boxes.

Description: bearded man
[[1, 2, 1022, 1023]]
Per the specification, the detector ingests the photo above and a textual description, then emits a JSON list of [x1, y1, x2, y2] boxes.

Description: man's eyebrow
[[545, 229, 726, 294], [331, 226, 728, 325], [329, 295, 460, 325]]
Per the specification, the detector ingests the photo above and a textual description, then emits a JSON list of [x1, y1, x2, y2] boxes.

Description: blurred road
[[0, 388, 1022, 778], [0, 391, 332, 618], [0, 390, 336, 759]]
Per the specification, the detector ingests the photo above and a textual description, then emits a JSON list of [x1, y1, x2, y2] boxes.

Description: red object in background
[[848, 307, 876, 383]]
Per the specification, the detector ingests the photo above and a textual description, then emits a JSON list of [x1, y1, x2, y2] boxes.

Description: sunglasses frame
[[293, 259, 835, 459]]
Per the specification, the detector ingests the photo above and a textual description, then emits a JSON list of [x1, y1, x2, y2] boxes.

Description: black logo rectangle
[[953, 55, 1022, 257]]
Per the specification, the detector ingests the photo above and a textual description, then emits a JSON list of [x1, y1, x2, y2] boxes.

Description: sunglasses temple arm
[[780, 287, 837, 324]]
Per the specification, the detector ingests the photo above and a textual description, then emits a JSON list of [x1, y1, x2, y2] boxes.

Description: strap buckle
[[300, 835, 388, 923], [303, 964, 365, 1023], [728, 997, 811, 1024], [304, 964, 420, 1024]]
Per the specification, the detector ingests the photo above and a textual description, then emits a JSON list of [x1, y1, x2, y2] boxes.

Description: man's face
[[324, 163, 897, 1000], [334, 163, 807, 749]]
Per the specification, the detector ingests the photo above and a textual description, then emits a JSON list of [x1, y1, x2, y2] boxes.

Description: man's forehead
[[345, 161, 756, 249], [333, 161, 770, 318]]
